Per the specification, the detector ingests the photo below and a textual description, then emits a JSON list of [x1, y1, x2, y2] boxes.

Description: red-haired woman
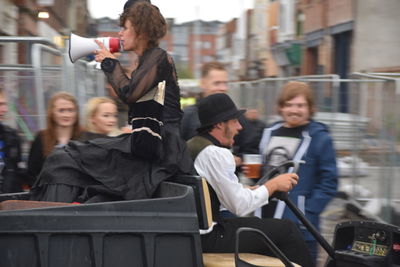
[[27, 92, 82, 184]]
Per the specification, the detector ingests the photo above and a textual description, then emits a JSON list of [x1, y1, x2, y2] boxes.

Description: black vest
[[187, 134, 224, 222]]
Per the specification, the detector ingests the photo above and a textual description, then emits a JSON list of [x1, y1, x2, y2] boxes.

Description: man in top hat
[[186, 93, 313, 267]]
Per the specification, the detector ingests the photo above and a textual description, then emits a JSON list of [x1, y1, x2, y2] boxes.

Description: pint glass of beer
[[243, 154, 262, 179]]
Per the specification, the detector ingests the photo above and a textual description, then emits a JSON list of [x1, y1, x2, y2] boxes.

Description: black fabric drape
[[30, 130, 195, 203]]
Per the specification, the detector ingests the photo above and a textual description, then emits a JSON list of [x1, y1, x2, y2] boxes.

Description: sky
[[88, 0, 254, 24]]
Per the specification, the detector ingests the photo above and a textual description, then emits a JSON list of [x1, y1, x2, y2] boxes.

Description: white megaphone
[[68, 33, 121, 63]]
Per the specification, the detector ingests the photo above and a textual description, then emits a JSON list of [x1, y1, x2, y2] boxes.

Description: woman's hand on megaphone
[[94, 40, 116, 62]]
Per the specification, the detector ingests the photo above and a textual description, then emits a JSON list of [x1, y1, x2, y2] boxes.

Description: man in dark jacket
[[233, 108, 267, 156], [180, 62, 228, 141], [258, 81, 338, 264], [0, 89, 23, 193]]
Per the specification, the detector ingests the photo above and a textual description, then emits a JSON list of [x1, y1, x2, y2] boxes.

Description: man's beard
[[222, 125, 235, 148]]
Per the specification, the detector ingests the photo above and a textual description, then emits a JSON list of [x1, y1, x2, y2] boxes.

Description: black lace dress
[[30, 47, 194, 203]]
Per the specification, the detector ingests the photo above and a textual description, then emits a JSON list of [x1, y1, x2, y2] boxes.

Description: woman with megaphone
[[30, 1, 194, 203], [93, 0, 183, 160]]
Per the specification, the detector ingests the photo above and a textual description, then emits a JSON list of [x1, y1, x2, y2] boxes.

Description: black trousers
[[201, 217, 314, 267]]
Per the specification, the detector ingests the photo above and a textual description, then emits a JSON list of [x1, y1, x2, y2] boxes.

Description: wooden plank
[[203, 253, 301, 267]]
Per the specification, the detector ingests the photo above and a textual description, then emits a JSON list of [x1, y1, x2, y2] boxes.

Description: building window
[[296, 12, 305, 37], [202, 41, 211, 49], [202, 55, 214, 62]]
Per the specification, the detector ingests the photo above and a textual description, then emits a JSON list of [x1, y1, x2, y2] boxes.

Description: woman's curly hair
[[120, 2, 166, 49]]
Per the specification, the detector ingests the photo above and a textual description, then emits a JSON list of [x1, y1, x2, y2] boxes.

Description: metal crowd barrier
[[0, 36, 106, 163], [0, 36, 105, 140]]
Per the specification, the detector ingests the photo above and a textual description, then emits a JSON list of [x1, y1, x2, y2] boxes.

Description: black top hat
[[197, 93, 246, 132]]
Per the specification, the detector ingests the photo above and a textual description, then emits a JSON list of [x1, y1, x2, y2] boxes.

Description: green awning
[[285, 43, 302, 66]]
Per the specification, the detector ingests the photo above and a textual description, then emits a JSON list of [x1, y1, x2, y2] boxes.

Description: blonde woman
[[80, 97, 123, 141]]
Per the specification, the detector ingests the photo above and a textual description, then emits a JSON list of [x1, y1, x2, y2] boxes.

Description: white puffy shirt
[[194, 145, 270, 217]]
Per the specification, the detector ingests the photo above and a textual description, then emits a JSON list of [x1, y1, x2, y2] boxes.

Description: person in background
[[79, 96, 124, 141], [258, 81, 338, 264], [186, 93, 313, 267], [0, 89, 23, 193], [27, 91, 82, 184], [234, 108, 267, 156], [180, 61, 228, 141]]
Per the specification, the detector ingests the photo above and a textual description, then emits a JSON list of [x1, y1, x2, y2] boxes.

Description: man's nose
[[220, 84, 228, 92]]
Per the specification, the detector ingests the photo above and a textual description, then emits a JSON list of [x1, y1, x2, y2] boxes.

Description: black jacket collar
[[199, 132, 230, 149]]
